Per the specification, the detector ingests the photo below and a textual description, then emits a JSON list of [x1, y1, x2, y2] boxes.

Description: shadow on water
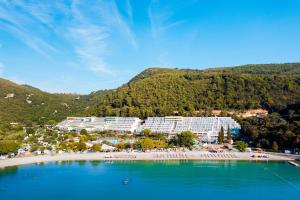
[[57, 160, 74, 165], [0, 166, 19, 179], [90, 160, 102, 167], [76, 160, 87, 166]]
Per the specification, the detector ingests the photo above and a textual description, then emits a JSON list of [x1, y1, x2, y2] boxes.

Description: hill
[[86, 63, 300, 118], [0, 78, 94, 124], [1, 63, 300, 124]]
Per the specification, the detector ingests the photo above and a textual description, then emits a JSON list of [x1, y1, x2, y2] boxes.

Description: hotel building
[[57, 116, 240, 142]]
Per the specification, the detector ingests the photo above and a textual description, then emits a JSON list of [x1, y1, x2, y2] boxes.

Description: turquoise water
[[0, 161, 300, 200]]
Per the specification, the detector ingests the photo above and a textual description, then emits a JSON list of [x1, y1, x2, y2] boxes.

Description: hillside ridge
[[1, 63, 300, 123]]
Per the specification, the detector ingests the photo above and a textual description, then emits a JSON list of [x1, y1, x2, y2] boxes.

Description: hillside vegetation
[[0, 78, 93, 124], [1, 63, 300, 124], [87, 63, 300, 118]]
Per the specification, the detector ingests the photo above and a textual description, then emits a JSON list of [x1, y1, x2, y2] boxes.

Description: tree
[[235, 141, 248, 152], [47, 120, 57, 125], [0, 140, 20, 154], [176, 131, 196, 147], [218, 126, 224, 144], [76, 142, 87, 151], [92, 144, 101, 152], [153, 140, 167, 148], [116, 142, 127, 149], [26, 128, 35, 135], [272, 141, 279, 152], [226, 125, 232, 143], [30, 144, 39, 152], [80, 129, 88, 135], [140, 138, 155, 150], [142, 129, 152, 136], [152, 132, 166, 140]]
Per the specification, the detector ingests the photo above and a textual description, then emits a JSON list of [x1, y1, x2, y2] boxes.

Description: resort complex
[[138, 116, 241, 142], [56, 117, 142, 133], [57, 116, 241, 142]]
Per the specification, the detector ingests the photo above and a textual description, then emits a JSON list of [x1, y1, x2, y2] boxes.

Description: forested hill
[[0, 78, 94, 124], [86, 63, 300, 118], [1, 63, 300, 124]]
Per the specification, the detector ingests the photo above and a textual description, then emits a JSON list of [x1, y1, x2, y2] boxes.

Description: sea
[[0, 161, 300, 200]]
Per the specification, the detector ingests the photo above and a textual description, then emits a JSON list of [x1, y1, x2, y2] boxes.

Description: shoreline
[[0, 152, 293, 169]]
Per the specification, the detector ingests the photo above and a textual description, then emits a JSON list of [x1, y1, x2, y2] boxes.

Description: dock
[[288, 161, 300, 167]]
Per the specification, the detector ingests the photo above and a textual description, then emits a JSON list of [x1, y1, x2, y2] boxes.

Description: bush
[[235, 141, 248, 152]]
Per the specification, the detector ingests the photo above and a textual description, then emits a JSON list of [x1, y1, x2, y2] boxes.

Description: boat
[[123, 178, 129, 185]]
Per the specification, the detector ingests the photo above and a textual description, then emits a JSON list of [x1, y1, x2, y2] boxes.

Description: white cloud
[[66, 0, 112, 74], [148, 1, 184, 38], [125, 0, 133, 23], [0, 2, 59, 57], [0, 0, 137, 75], [65, 0, 138, 74], [68, 25, 111, 74], [93, 0, 137, 48]]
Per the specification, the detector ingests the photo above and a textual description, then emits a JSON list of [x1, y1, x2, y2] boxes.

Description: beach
[[0, 151, 292, 168]]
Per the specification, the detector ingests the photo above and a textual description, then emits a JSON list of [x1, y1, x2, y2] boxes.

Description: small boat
[[123, 178, 129, 185]]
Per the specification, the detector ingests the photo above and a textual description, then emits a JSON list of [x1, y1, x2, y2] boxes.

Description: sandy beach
[[0, 151, 292, 168]]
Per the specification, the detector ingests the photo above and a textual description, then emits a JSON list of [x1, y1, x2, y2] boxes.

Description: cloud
[[125, 0, 133, 23], [0, 0, 137, 75], [148, 1, 184, 38], [93, 0, 138, 48], [0, 2, 59, 57], [66, 0, 112, 74], [65, 0, 138, 74], [67, 25, 111, 74]]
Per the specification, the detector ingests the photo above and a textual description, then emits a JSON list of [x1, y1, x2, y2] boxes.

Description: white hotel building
[[138, 116, 241, 142], [56, 117, 142, 133], [57, 116, 241, 142]]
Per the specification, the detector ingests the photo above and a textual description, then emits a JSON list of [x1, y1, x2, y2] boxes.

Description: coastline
[[0, 152, 292, 169]]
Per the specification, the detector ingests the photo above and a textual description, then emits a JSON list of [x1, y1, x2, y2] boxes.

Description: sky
[[0, 0, 300, 94]]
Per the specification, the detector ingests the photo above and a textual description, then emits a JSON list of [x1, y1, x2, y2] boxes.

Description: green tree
[[218, 126, 224, 144], [142, 129, 152, 136], [47, 120, 57, 125], [80, 129, 88, 135], [176, 131, 196, 147], [76, 142, 87, 151], [26, 128, 35, 135], [116, 142, 126, 149], [235, 141, 248, 152], [0, 140, 20, 154], [153, 140, 167, 148], [30, 144, 39, 152], [92, 144, 101, 152], [151, 132, 166, 140], [140, 138, 155, 150], [226, 125, 232, 143]]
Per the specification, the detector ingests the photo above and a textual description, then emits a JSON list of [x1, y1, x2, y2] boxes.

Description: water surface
[[0, 161, 300, 200]]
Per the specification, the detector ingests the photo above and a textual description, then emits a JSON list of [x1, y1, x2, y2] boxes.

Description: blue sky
[[0, 0, 300, 94]]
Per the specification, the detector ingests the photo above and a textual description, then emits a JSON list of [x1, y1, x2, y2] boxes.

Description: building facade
[[138, 116, 241, 142], [57, 116, 241, 142], [56, 117, 142, 133]]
